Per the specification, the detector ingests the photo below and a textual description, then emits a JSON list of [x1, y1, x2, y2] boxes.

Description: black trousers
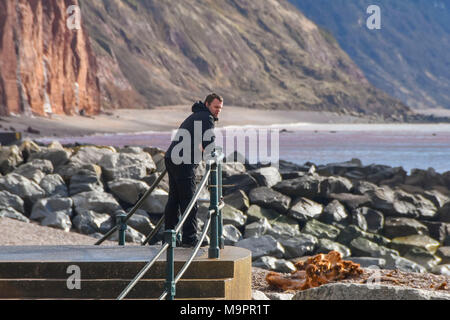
[[163, 157, 198, 242]]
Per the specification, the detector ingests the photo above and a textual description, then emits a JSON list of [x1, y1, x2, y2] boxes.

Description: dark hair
[[204, 93, 223, 106]]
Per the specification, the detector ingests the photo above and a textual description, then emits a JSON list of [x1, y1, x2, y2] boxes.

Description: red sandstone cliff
[[0, 0, 100, 117]]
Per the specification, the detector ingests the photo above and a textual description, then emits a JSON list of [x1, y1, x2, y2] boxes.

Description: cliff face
[[79, 0, 410, 117], [0, 0, 100, 117]]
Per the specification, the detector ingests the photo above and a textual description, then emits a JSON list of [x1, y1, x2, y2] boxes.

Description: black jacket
[[165, 101, 217, 177]]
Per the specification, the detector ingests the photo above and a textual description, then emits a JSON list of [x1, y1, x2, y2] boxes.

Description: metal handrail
[[116, 164, 213, 300], [95, 169, 168, 245], [141, 214, 164, 245]]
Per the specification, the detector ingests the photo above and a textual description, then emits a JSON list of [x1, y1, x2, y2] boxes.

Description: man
[[163, 93, 223, 247]]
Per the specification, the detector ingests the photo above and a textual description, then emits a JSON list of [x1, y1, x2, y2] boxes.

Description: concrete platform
[[0, 245, 252, 300]]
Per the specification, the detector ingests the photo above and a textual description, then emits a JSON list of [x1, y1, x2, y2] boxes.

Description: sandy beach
[[0, 105, 375, 140]]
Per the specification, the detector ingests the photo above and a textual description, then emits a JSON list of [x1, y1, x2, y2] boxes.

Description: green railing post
[[116, 213, 127, 246], [164, 229, 177, 300], [208, 161, 220, 259], [217, 160, 224, 249]]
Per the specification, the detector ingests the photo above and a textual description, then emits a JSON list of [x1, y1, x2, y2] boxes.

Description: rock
[[320, 200, 348, 224], [273, 174, 324, 199], [389, 235, 441, 255], [39, 174, 68, 197], [319, 176, 353, 196], [72, 191, 123, 217], [403, 247, 442, 270], [252, 290, 270, 300], [345, 257, 386, 268], [117, 146, 143, 154], [423, 190, 449, 209], [70, 146, 116, 166], [253, 256, 296, 273], [31, 197, 73, 221], [98, 152, 156, 181], [405, 168, 447, 190], [110, 226, 146, 243], [245, 204, 280, 224], [221, 162, 246, 178], [244, 218, 273, 238], [382, 217, 429, 239], [265, 292, 294, 300], [302, 219, 340, 241], [222, 204, 247, 228], [0, 190, 25, 213], [315, 239, 351, 257], [393, 190, 438, 220], [28, 147, 71, 169], [235, 235, 285, 261], [278, 234, 318, 259], [366, 186, 396, 214], [126, 214, 155, 236], [431, 264, 450, 276], [438, 202, 450, 222], [13, 159, 53, 183], [223, 190, 250, 212], [141, 172, 169, 192], [249, 187, 291, 214], [223, 224, 243, 245], [292, 283, 450, 300], [354, 180, 379, 195], [288, 197, 323, 223], [316, 159, 363, 177], [69, 165, 104, 195], [0, 207, 30, 223], [151, 152, 166, 173], [248, 166, 282, 188], [436, 246, 450, 264], [72, 210, 114, 235], [222, 173, 258, 196], [421, 221, 450, 243], [328, 193, 371, 211], [336, 224, 390, 247], [0, 173, 46, 211], [268, 215, 301, 238], [108, 178, 149, 205], [349, 237, 400, 260], [0, 145, 23, 174], [141, 188, 169, 215], [392, 256, 427, 273], [352, 207, 384, 233], [19, 140, 41, 162]]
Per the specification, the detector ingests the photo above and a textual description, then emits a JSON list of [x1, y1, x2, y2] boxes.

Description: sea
[[37, 123, 450, 174]]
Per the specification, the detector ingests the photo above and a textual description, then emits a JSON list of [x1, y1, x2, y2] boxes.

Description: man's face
[[206, 98, 223, 119]]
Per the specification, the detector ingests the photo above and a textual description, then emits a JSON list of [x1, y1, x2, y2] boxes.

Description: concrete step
[[0, 278, 229, 299], [0, 245, 252, 300]]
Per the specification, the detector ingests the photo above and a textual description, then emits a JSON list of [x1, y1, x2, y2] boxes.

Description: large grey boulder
[[110, 226, 146, 244], [31, 197, 73, 221], [302, 219, 340, 241], [393, 190, 438, 220], [351, 207, 384, 233], [28, 147, 71, 169], [288, 197, 323, 223], [13, 159, 53, 184], [278, 234, 318, 259], [222, 204, 247, 228], [69, 165, 103, 196], [249, 167, 282, 188], [0, 190, 25, 213], [0, 207, 30, 223], [436, 246, 450, 264], [141, 172, 169, 193], [273, 174, 324, 199], [292, 283, 450, 300], [0, 145, 23, 174], [345, 257, 386, 268], [98, 152, 156, 182], [235, 235, 285, 261], [72, 191, 122, 217], [315, 238, 351, 258], [438, 202, 450, 222], [253, 256, 296, 273], [108, 178, 149, 205], [320, 200, 348, 224], [328, 193, 371, 211], [421, 221, 450, 244], [140, 188, 168, 215], [249, 187, 291, 214], [245, 205, 280, 224], [388, 235, 440, 255], [403, 247, 442, 270], [268, 215, 302, 238], [0, 173, 46, 210], [222, 173, 258, 196], [39, 174, 68, 197], [126, 214, 155, 236], [244, 218, 273, 238], [70, 146, 116, 166], [223, 190, 250, 212], [319, 176, 353, 196], [423, 190, 449, 209], [72, 210, 114, 235], [223, 224, 243, 245], [382, 217, 429, 239], [336, 224, 390, 247], [431, 264, 450, 276]]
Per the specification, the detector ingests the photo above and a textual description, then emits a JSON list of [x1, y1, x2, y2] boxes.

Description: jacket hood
[[192, 101, 218, 121]]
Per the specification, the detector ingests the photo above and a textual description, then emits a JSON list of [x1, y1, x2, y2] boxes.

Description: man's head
[[204, 93, 223, 119]]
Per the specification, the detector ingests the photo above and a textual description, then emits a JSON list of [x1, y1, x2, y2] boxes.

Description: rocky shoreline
[[1, 140, 450, 299]]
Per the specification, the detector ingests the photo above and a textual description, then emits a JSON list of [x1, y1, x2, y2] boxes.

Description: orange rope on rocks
[[266, 251, 363, 291]]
